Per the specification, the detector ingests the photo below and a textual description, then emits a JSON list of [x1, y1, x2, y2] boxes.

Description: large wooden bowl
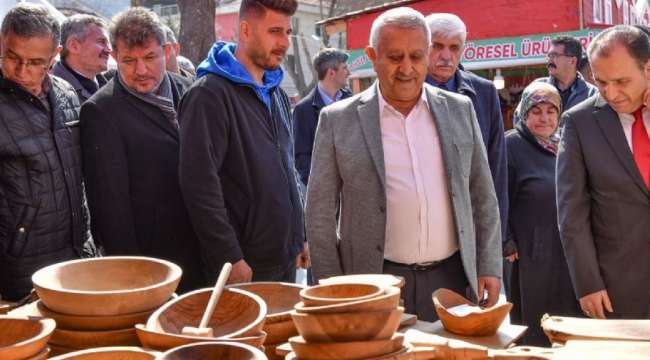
[[291, 307, 403, 342], [0, 316, 56, 360], [295, 286, 400, 314], [49, 327, 140, 349], [135, 324, 266, 351], [36, 300, 153, 331], [32, 256, 181, 316], [158, 341, 267, 360], [289, 333, 404, 360], [319, 274, 405, 289], [300, 283, 383, 307], [541, 315, 650, 344], [432, 288, 512, 337], [48, 347, 159, 359]]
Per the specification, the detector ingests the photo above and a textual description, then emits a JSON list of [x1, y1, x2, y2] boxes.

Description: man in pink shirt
[[306, 7, 502, 320]]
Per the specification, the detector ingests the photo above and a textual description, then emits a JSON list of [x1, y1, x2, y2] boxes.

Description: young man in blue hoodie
[[178, 0, 308, 284]]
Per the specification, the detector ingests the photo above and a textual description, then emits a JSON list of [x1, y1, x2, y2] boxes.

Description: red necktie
[[632, 108, 650, 188]]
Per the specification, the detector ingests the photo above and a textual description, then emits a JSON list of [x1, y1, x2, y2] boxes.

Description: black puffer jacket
[[0, 73, 87, 300]]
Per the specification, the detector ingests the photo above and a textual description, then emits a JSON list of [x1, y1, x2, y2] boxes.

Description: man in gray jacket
[[306, 7, 502, 321]]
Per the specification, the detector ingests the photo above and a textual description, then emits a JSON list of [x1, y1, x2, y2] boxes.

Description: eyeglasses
[[546, 52, 573, 60], [0, 54, 51, 71]]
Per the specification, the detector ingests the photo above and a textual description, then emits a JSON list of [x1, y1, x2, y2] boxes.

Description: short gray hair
[[368, 7, 430, 50], [110, 7, 165, 51], [163, 25, 177, 44], [61, 14, 107, 59], [1, 3, 60, 48], [425, 13, 467, 44], [313, 48, 348, 80]]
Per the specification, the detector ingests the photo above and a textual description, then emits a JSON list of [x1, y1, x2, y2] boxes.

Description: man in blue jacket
[[425, 13, 508, 247], [178, 0, 308, 284]]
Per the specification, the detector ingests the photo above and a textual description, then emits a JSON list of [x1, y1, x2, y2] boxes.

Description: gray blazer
[[305, 83, 502, 297], [557, 95, 650, 318]]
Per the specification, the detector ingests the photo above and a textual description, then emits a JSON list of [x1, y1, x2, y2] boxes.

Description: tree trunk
[[177, 0, 216, 65]]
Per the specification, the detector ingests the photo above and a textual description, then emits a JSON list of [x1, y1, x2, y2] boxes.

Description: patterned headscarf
[[515, 82, 562, 154]]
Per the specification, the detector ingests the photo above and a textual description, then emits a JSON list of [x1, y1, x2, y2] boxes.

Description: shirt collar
[[376, 82, 428, 119], [428, 74, 457, 92], [317, 83, 342, 106]]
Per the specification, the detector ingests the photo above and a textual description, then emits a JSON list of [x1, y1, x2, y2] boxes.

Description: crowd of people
[[1, 0, 649, 347]]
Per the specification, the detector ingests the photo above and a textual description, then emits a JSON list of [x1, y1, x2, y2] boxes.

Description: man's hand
[[580, 289, 613, 319], [478, 276, 501, 308], [296, 242, 311, 269], [227, 259, 253, 284], [505, 252, 519, 263]]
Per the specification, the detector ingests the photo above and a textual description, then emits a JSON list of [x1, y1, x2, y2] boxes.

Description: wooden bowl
[[291, 307, 403, 342], [0, 316, 56, 360], [289, 333, 404, 360], [295, 286, 400, 314], [48, 347, 159, 359], [147, 287, 266, 339], [319, 274, 405, 289], [300, 283, 383, 307], [135, 324, 266, 351], [263, 319, 299, 344], [432, 288, 512, 337], [36, 300, 153, 331], [32, 256, 181, 316], [24, 347, 50, 360], [158, 341, 267, 360], [230, 282, 304, 323], [48, 327, 140, 349]]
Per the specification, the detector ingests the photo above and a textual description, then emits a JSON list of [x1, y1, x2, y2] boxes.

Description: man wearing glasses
[[0, 3, 90, 301]]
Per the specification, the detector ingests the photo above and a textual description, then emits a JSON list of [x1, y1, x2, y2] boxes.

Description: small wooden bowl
[[432, 288, 512, 337], [32, 256, 181, 316], [0, 316, 56, 360], [319, 274, 405, 289], [135, 324, 266, 351], [295, 286, 400, 314], [291, 307, 404, 342], [289, 333, 404, 360], [37, 300, 153, 331], [48, 346, 159, 359], [300, 283, 383, 307], [158, 341, 267, 360], [48, 327, 140, 349]]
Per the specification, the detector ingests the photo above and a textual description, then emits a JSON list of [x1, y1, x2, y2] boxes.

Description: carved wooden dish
[[300, 283, 383, 307], [48, 346, 160, 360], [49, 327, 140, 349], [432, 288, 512, 337], [158, 341, 267, 360], [36, 300, 153, 331], [135, 324, 266, 351], [31, 256, 181, 316], [295, 286, 401, 314], [289, 333, 405, 360], [541, 315, 650, 344], [319, 274, 405, 289], [0, 316, 55, 360], [291, 307, 403, 342]]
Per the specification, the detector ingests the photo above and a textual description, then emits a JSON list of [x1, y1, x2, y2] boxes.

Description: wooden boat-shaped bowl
[[432, 288, 512, 337], [0, 316, 56, 360], [48, 346, 160, 360], [289, 333, 405, 360], [300, 283, 383, 307], [49, 327, 140, 349], [291, 307, 404, 342], [158, 341, 267, 360], [319, 274, 405, 289], [32, 256, 181, 316], [36, 300, 153, 331], [135, 325, 266, 351], [541, 315, 650, 344], [295, 286, 401, 314]]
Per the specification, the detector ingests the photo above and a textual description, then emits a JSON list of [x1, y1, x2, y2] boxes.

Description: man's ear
[[67, 37, 80, 54], [644, 59, 650, 81], [239, 21, 250, 41], [164, 43, 172, 62], [365, 46, 377, 63]]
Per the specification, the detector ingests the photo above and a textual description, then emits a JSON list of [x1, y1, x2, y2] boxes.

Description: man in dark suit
[[293, 48, 351, 186], [557, 25, 650, 319], [80, 7, 207, 292]]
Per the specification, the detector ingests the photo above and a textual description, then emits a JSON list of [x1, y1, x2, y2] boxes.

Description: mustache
[[547, 63, 557, 69], [435, 60, 454, 67]]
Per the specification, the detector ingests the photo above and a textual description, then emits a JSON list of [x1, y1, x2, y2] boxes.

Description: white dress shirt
[[617, 108, 650, 152], [378, 85, 458, 265]]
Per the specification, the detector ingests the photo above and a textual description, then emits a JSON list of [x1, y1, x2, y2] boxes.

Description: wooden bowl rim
[[158, 340, 266, 359], [291, 306, 404, 320], [319, 274, 405, 288], [47, 346, 159, 359], [294, 285, 400, 313], [136, 324, 268, 343], [146, 287, 267, 338], [32, 256, 182, 295], [432, 288, 512, 319], [0, 316, 56, 352], [288, 332, 404, 347], [53, 327, 137, 337], [228, 281, 304, 322], [300, 283, 384, 304], [36, 299, 154, 320]]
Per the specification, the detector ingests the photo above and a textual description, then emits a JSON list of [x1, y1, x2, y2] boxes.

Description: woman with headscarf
[[504, 82, 581, 346]]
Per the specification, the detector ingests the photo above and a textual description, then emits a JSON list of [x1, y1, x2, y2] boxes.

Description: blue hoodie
[[197, 41, 284, 112]]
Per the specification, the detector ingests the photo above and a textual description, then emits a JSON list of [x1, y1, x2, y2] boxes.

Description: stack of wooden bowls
[[135, 287, 268, 351], [0, 316, 55, 360], [289, 283, 405, 360], [230, 282, 305, 360], [30, 257, 182, 355]]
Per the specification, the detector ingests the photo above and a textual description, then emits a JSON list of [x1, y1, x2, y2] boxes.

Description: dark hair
[[313, 48, 348, 80], [1, 3, 60, 48], [239, 0, 298, 20], [588, 25, 650, 70], [110, 7, 165, 51], [552, 36, 582, 61], [61, 14, 107, 59], [577, 54, 590, 72]]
